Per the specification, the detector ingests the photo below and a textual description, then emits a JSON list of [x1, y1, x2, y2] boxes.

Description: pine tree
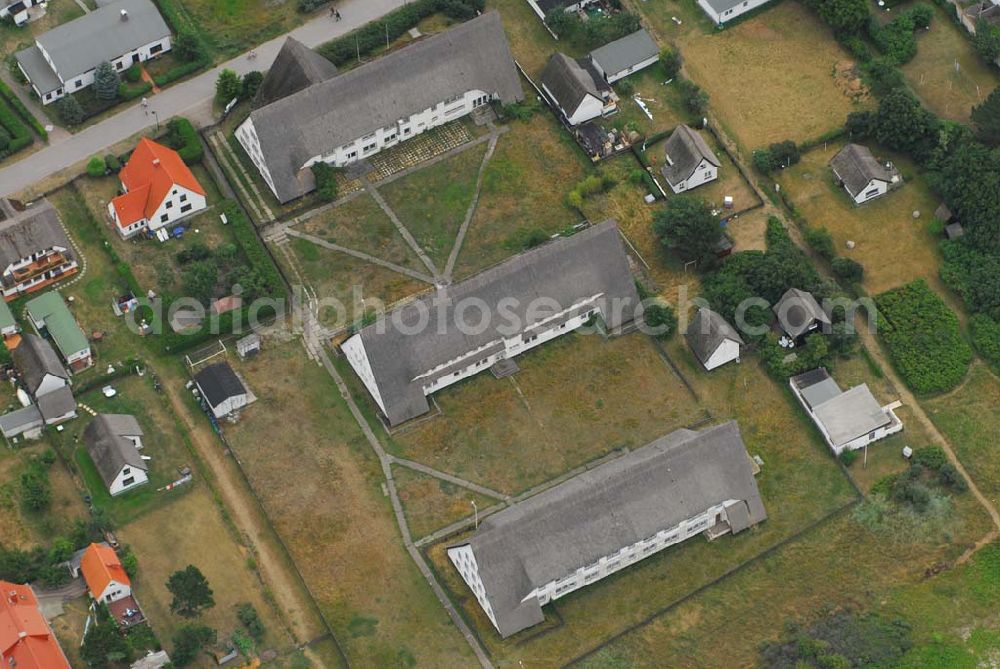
[[94, 61, 120, 102]]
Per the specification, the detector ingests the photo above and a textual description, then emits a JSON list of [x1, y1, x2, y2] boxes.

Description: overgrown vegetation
[[759, 610, 912, 668], [545, 5, 642, 50], [311, 162, 340, 202], [161, 117, 204, 164], [874, 280, 972, 393], [652, 195, 722, 266]]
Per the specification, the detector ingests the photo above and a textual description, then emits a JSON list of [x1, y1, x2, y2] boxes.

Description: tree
[[679, 79, 708, 115], [19, 467, 50, 512], [845, 110, 875, 138], [642, 301, 677, 339], [241, 70, 264, 100], [171, 624, 216, 667], [874, 89, 940, 160], [832, 257, 864, 283], [660, 48, 682, 79], [81, 617, 132, 668], [806, 0, 870, 33], [215, 69, 242, 106], [174, 31, 204, 62], [804, 225, 835, 260], [120, 545, 138, 578], [181, 260, 219, 305], [973, 20, 1000, 63], [972, 87, 1000, 145], [0, 126, 11, 152], [93, 61, 120, 102], [167, 565, 215, 617], [56, 95, 85, 126], [236, 603, 265, 641], [87, 156, 107, 178], [652, 195, 721, 265]]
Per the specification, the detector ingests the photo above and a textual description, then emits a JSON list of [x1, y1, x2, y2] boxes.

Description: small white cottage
[[83, 414, 148, 496], [685, 308, 744, 371], [661, 125, 721, 193], [194, 362, 253, 418], [829, 143, 902, 205]]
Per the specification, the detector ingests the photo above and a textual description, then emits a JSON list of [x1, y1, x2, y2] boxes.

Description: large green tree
[[933, 141, 1000, 253], [652, 195, 721, 265], [81, 617, 132, 668], [972, 87, 1000, 145], [171, 624, 216, 667], [167, 565, 215, 617], [806, 0, 870, 33], [874, 89, 940, 160], [93, 61, 120, 102]]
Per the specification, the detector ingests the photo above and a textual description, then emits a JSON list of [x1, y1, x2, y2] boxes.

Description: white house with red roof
[[0, 581, 71, 669], [108, 138, 207, 239], [80, 542, 131, 603]]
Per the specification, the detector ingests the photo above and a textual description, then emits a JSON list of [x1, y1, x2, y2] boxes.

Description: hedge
[[317, 0, 482, 66], [164, 118, 203, 164], [970, 313, 1000, 369], [119, 81, 153, 102], [0, 98, 32, 159], [0, 80, 46, 140], [152, 58, 210, 87], [222, 200, 285, 299], [874, 279, 972, 393]]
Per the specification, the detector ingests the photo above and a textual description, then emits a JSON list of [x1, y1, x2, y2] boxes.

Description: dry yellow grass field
[[223, 341, 477, 667], [393, 331, 706, 495], [777, 143, 942, 295], [901, 3, 999, 122], [393, 466, 499, 540], [678, 2, 873, 148]]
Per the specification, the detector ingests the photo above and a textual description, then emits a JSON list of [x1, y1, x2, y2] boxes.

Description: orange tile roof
[[111, 137, 206, 228], [0, 581, 71, 669], [80, 543, 130, 599]]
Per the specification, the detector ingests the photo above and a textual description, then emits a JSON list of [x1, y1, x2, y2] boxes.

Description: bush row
[[221, 200, 285, 299], [874, 279, 972, 393], [153, 57, 210, 88], [0, 79, 46, 140], [317, 0, 483, 66], [163, 117, 203, 164], [0, 97, 32, 159], [119, 81, 153, 102]]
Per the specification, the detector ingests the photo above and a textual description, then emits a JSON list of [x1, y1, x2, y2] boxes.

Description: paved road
[[0, 0, 407, 197]]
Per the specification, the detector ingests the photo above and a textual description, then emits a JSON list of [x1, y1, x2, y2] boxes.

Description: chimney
[[152, 158, 160, 167], [120, 8, 129, 20], [18, 631, 27, 639]]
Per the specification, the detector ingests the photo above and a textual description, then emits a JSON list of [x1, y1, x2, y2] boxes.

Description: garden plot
[[776, 143, 943, 295]]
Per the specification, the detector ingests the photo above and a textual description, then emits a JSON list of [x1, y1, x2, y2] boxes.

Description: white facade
[[1, 247, 78, 299], [666, 157, 717, 193], [109, 183, 206, 240], [702, 338, 741, 371], [32, 35, 171, 105], [0, 0, 42, 27], [845, 178, 889, 205], [238, 89, 494, 201], [592, 54, 659, 84], [697, 0, 772, 24], [205, 392, 249, 419], [449, 500, 739, 636], [542, 84, 604, 126], [345, 297, 602, 420], [790, 382, 904, 455], [96, 577, 132, 604], [109, 462, 148, 496]]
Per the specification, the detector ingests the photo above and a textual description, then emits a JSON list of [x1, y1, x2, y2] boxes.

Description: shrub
[[862, 57, 907, 97], [642, 301, 676, 339], [753, 140, 799, 173], [163, 118, 203, 164], [759, 611, 911, 668], [311, 162, 339, 202], [104, 154, 121, 173], [236, 603, 265, 641], [172, 624, 216, 667], [937, 463, 967, 491], [86, 155, 106, 178], [804, 225, 836, 260], [913, 446, 947, 470], [616, 79, 634, 96], [124, 63, 142, 83], [55, 96, 85, 126], [832, 256, 864, 283], [660, 48, 682, 78], [222, 201, 285, 298], [153, 59, 207, 87], [970, 314, 1000, 368], [215, 69, 242, 106], [241, 70, 263, 100], [679, 79, 708, 115], [875, 280, 972, 393], [840, 449, 859, 467], [0, 80, 46, 140], [174, 30, 206, 63], [298, 0, 329, 10]]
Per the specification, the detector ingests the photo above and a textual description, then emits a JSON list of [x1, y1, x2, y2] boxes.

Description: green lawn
[[380, 142, 488, 268]]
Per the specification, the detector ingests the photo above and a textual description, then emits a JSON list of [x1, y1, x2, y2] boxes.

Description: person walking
[[141, 97, 149, 115], [335, 9, 341, 20]]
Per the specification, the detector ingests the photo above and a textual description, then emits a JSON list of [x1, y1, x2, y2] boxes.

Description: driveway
[[0, 0, 408, 198], [32, 577, 88, 620]]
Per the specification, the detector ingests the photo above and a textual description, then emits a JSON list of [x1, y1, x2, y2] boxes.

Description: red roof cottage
[[108, 138, 207, 239], [0, 581, 71, 669]]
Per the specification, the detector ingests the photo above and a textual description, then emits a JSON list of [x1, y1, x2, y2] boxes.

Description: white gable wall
[[146, 184, 207, 233], [703, 338, 741, 371], [697, 0, 773, 24], [447, 545, 498, 630], [667, 158, 718, 193], [235, 119, 278, 196], [35, 372, 68, 397], [848, 178, 889, 205], [542, 84, 604, 126], [97, 579, 132, 603], [110, 464, 148, 496], [342, 335, 387, 416]]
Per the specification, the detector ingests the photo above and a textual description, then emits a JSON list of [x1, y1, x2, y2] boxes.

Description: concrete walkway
[[284, 228, 437, 284], [0, 0, 408, 197], [390, 455, 508, 500], [364, 178, 443, 283], [444, 126, 500, 281]]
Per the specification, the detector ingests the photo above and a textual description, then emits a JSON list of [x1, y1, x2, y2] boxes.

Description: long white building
[[342, 221, 640, 426], [236, 12, 523, 204], [448, 421, 767, 638]]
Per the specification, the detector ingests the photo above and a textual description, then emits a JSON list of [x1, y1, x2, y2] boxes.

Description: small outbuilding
[[25, 291, 91, 371], [685, 308, 744, 371], [829, 143, 901, 205], [194, 362, 253, 418], [37, 385, 77, 426], [661, 125, 720, 193], [83, 414, 148, 496], [772, 288, 831, 342], [589, 29, 659, 84], [236, 333, 261, 360], [944, 222, 965, 240], [541, 52, 616, 126]]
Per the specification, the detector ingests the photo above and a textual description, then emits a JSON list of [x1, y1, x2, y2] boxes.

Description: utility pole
[[471, 500, 478, 529]]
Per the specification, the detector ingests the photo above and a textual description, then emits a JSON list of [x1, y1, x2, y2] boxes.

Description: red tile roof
[[80, 543, 130, 599], [110, 138, 205, 229], [0, 581, 71, 669]]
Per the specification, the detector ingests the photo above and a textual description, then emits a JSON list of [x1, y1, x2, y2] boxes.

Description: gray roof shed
[[662, 125, 720, 187], [589, 29, 659, 79], [829, 143, 897, 197], [348, 221, 640, 426], [684, 308, 744, 366], [450, 421, 766, 638], [248, 11, 523, 203], [83, 414, 146, 489]]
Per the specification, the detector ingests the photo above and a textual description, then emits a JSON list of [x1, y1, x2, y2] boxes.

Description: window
[[363, 142, 377, 153], [150, 43, 163, 55], [123, 467, 131, 475], [864, 188, 880, 199], [180, 194, 187, 203], [115, 61, 123, 70], [165, 200, 173, 209], [74, 79, 83, 88], [122, 476, 135, 486], [181, 203, 192, 213], [160, 213, 169, 223], [385, 134, 397, 143]]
